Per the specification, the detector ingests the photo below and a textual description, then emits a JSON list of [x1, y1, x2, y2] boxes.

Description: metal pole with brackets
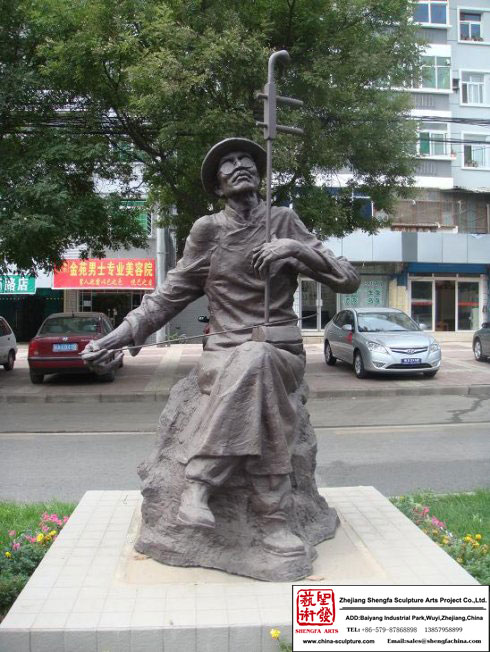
[[256, 50, 304, 325]]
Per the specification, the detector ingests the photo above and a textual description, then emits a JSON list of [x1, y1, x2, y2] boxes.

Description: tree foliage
[[0, 0, 148, 273], [1, 0, 421, 269]]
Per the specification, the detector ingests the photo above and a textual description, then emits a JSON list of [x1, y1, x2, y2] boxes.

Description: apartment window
[[418, 122, 448, 156], [463, 134, 490, 168], [413, 56, 451, 90], [461, 71, 490, 104], [460, 11, 482, 41], [122, 200, 152, 236], [413, 1, 447, 26]]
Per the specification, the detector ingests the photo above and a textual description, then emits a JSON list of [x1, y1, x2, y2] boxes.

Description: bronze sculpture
[[82, 137, 360, 579]]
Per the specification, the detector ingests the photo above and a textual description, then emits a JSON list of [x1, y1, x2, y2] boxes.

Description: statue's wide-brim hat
[[201, 138, 267, 195]]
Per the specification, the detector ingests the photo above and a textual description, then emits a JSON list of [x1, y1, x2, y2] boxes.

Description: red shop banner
[[53, 258, 156, 290]]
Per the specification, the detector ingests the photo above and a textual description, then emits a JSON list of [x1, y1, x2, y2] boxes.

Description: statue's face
[[215, 150, 260, 198]]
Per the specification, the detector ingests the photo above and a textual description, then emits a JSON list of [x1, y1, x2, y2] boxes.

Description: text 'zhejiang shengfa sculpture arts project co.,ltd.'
[[82, 55, 360, 581]]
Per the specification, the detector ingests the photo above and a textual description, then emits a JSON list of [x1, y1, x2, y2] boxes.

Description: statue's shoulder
[[272, 205, 297, 219], [189, 213, 221, 243], [271, 205, 301, 231]]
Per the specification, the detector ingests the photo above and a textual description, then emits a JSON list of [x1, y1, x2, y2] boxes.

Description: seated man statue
[[82, 137, 360, 563]]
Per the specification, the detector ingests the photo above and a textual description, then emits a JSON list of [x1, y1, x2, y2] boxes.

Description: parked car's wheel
[[3, 350, 15, 371], [354, 350, 367, 378], [423, 369, 438, 378], [29, 371, 44, 384], [324, 341, 337, 366], [473, 338, 487, 362], [98, 369, 116, 383]]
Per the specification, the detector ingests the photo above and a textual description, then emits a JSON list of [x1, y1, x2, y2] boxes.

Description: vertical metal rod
[[264, 138, 273, 324], [156, 219, 168, 345], [262, 50, 291, 326]]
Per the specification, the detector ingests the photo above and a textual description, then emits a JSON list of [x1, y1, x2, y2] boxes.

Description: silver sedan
[[324, 307, 441, 379], [473, 321, 490, 362]]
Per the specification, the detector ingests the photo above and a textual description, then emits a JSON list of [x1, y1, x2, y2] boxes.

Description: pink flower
[[42, 514, 63, 527], [8, 530, 16, 537], [431, 516, 446, 529], [41, 525, 49, 532], [12, 543, 20, 551]]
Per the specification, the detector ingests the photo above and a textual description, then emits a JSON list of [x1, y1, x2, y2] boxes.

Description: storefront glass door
[[300, 279, 318, 329], [298, 279, 338, 331], [410, 281, 433, 329], [79, 291, 145, 327], [410, 276, 482, 331], [435, 280, 455, 331], [458, 282, 479, 330]]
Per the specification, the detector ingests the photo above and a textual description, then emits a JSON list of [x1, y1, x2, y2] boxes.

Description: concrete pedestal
[[0, 487, 478, 652]]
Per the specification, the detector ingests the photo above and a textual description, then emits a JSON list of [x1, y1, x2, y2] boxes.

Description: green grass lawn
[[391, 489, 490, 585], [391, 489, 490, 539]]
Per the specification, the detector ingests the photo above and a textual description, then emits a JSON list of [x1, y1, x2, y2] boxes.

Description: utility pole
[[255, 50, 303, 324]]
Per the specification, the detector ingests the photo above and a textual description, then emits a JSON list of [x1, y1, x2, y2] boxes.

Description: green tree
[[0, 0, 148, 273], [2, 0, 421, 269]]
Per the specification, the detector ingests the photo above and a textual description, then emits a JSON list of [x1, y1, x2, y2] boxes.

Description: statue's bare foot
[[177, 481, 215, 529], [262, 521, 306, 557]]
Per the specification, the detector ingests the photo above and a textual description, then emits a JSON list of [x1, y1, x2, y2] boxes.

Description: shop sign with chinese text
[[341, 276, 388, 309], [0, 275, 36, 294], [53, 258, 156, 290]]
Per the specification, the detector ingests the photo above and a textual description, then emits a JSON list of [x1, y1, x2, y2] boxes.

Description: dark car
[[473, 321, 490, 362], [28, 312, 123, 384]]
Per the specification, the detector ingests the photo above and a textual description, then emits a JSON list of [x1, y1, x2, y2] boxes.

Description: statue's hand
[[252, 237, 300, 278], [81, 319, 134, 373], [81, 340, 124, 375]]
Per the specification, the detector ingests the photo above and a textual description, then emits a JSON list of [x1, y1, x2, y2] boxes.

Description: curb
[[2, 384, 490, 404], [1, 392, 168, 404], [310, 384, 490, 398]]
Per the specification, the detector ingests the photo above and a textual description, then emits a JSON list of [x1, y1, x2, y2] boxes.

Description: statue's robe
[[124, 201, 359, 476]]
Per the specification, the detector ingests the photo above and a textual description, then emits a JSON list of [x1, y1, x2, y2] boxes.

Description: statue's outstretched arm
[[81, 216, 214, 371]]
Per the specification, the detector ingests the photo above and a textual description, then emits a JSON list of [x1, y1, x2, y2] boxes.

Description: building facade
[[297, 0, 490, 334], [0, 200, 169, 341], [0, 271, 63, 341]]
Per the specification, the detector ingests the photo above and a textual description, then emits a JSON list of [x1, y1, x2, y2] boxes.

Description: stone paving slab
[[0, 488, 477, 652], [2, 340, 490, 402]]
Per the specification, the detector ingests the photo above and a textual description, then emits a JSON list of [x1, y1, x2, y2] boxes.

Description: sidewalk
[[1, 340, 489, 403]]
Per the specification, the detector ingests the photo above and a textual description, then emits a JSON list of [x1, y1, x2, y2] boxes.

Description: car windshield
[[39, 317, 99, 335], [357, 312, 420, 333]]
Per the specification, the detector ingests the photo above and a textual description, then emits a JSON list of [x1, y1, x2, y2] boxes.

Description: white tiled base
[[0, 488, 478, 652]]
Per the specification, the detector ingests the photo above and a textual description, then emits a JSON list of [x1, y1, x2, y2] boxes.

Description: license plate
[[53, 343, 78, 352], [401, 357, 421, 365]]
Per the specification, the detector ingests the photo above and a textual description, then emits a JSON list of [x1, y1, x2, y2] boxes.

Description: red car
[[28, 312, 123, 384]]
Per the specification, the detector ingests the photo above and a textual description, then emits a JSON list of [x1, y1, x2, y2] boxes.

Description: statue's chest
[[210, 223, 264, 277], [207, 215, 293, 293]]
